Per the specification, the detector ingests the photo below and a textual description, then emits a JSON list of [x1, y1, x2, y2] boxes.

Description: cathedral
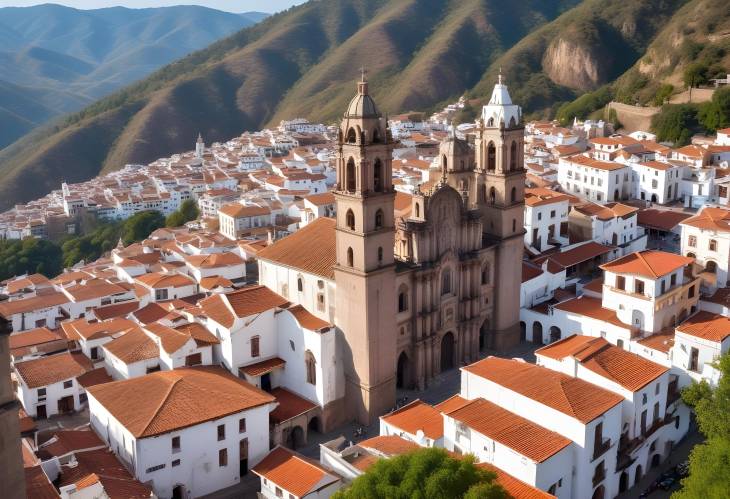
[[333, 73, 525, 422], [258, 74, 525, 425]]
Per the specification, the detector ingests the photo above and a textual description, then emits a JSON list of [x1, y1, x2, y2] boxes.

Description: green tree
[[673, 354, 730, 498], [333, 448, 508, 499], [698, 86, 730, 132], [651, 104, 702, 146], [121, 210, 165, 244], [0, 238, 63, 280], [556, 86, 612, 126], [683, 62, 709, 88], [652, 84, 674, 106], [166, 199, 200, 227]]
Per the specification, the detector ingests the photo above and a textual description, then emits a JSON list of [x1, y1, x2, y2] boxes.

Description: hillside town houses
[[2, 69, 730, 499]]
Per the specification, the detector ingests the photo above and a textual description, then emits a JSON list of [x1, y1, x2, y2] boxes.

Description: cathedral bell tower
[[333, 73, 397, 424], [474, 74, 525, 350]]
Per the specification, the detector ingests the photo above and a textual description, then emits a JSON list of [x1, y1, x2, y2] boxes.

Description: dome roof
[[345, 79, 380, 118]]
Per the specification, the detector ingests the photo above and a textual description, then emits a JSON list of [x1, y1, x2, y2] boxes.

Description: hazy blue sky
[[0, 1, 305, 13]]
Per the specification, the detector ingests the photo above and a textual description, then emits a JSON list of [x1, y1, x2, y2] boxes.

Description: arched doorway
[[519, 322, 526, 342], [635, 465, 643, 484], [619, 471, 629, 493], [308, 417, 320, 433], [397, 352, 409, 388], [440, 332, 455, 372], [479, 320, 490, 351], [532, 322, 543, 343], [549, 326, 561, 343], [614, 189, 619, 200], [706, 261, 717, 273], [651, 454, 661, 468], [285, 426, 305, 450], [592, 485, 605, 499], [651, 194, 658, 203], [632, 310, 645, 331]]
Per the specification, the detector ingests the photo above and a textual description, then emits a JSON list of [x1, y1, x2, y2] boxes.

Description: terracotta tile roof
[[553, 296, 629, 329], [600, 250, 693, 278], [381, 400, 444, 440], [63, 282, 128, 302], [218, 203, 270, 218], [304, 192, 336, 206], [136, 272, 195, 289], [445, 397, 570, 462], [358, 435, 419, 456], [676, 311, 730, 343], [572, 202, 637, 221], [239, 357, 286, 377], [477, 463, 555, 499], [25, 465, 59, 499], [537, 335, 668, 391], [38, 429, 105, 458], [534, 241, 613, 269], [103, 327, 159, 365], [565, 154, 627, 171], [6, 273, 50, 294], [705, 287, 730, 307], [19, 407, 36, 434], [257, 217, 336, 279], [270, 387, 318, 424], [638, 160, 672, 171], [681, 206, 730, 232], [86, 366, 275, 437], [637, 209, 691, 232], [0, 291, 69, 317], [76, 367, 113, 388], [8, 327, 63, 352], [522, 262, 544, 283], [132, 302, 169, 324], [200, 285, 289, 328], [57, 449, 152, 499], [199, 276, 234, 290], [92, 300, 141, 320], [184, 252, 244, 268], [15, 352, 93, 388], [583, 277, 603, 294], [463, 357, 623, 423], [286, 304, 331, 331], [434, 394, 471, 414], [637, 330, 675, 353], [524, 189, 570, 207], [251, 446, 339, 498], [143, 322, 195, 354], [61, 317, 137, 341], [174, 322, 220, 346]]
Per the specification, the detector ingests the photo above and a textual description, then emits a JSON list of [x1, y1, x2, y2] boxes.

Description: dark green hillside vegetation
[[0, 0, 579, 211], [650, 87, 730, 145]]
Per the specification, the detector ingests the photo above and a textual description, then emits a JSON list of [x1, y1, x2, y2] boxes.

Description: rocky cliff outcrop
[[542, 37, 605, 91]]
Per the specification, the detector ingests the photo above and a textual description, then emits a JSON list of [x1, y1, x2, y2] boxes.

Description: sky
[[0, 0, 305, 13]]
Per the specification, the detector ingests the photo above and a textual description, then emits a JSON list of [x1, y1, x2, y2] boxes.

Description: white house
[[568, 202, 646, 256], [672, 311, 730, 387], [0, 291, 70, 332], [87, 366, 277, 499], [461, 357, 624, 499], [557, 155, 632, 203], [14, 352, 94, 418], [524, 188, 570, 252], [680, 206, 730, 291]]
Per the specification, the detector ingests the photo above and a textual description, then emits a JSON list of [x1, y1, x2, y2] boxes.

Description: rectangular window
[[550, 210, 556, 218], [616, 276, 625, 291], [660, 280, 666, 294], [172, 459, 180, 467], [146, 464, 165, 473], [37, 388, 46, 398], [688, 235, 696, 247], [251, 336, 260, 358], [63, 380, 73, 389], [634, 279, 645, 295], [172, 436, 180, 453], [217, 424, 226, 441], [689, 347, 699, 372], [155, 289, 168, 301], [219, 448, 228, 467], [239, 418, 246, 433], [670, 274, 676, 286]]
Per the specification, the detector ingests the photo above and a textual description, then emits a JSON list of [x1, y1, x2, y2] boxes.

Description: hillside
[[0, 4, 265, 149], [0, 0, 579, 211], [467, 0, 690, 117]]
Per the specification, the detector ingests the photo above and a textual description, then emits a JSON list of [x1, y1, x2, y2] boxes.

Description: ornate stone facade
[[333, 75, 525, 420]]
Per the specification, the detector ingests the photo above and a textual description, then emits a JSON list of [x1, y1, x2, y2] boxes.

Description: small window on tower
[[377, 247, 383, 263], [375, 209, 384, 229], [347, 248, 354, 267], [346, 209, 355, 230]]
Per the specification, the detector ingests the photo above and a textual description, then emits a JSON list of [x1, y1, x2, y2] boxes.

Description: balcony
[[593, 438, 612, 460]]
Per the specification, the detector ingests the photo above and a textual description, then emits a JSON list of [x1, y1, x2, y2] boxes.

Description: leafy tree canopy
[[121, 210, 165, 244], [651, 104, 701, 146], [166, 199, 199, 227], [698, 86, 730, 132], [333, 447, 508, 499], [674, 354, 730, 498]]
